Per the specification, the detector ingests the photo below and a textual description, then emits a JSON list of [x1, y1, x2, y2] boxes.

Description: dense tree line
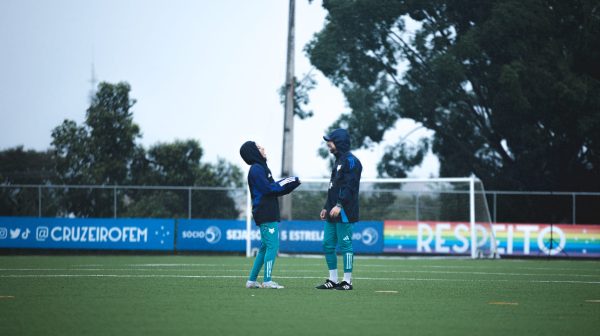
[[307, 0, 600, 223], [309, 0, 599, 189], [0, 82, 243, 219]]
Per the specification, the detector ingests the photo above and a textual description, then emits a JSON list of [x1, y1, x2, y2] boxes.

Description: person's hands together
[[329, 205, 341, 218]]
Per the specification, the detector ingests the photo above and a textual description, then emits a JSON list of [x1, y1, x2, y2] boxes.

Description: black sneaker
[[315, 279, 338, 289], [335, 281, 353, 290]]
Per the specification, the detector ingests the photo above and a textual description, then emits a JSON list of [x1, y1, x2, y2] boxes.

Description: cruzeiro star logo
[[268, 227, 275, 234], [154, 225, 171, 245]]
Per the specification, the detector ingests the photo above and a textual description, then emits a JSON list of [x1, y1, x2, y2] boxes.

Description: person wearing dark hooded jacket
[[239, 141, 300, 289], [315, 128, 362, 291]]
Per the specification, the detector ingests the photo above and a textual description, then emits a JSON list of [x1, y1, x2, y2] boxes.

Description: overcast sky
[[0, 0, 439, 179]]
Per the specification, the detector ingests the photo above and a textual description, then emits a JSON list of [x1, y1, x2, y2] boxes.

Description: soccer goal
[[245, 176, 499, 259]]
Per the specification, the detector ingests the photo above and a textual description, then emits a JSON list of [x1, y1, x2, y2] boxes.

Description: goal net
[[246, 176, 499, 259]]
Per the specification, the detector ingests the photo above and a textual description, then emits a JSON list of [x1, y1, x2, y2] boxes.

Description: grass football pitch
[[1, 255, 599, 336]]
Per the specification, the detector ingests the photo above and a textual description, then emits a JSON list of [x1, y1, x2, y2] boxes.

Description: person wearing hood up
[[316, 128, 362, 291], [239, 141, 301, 289]]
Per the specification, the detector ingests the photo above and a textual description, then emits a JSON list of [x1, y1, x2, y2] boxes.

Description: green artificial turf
[[1, 255, 599, 335]]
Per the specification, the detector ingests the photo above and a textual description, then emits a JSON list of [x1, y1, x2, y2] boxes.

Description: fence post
[[38, 186, 42, 218], [113, 187, 117, 219], [493, 192, 497, 224], [415, 193, 420, 222], [188, 188, 192, 219], [572, 193, 576, 225]]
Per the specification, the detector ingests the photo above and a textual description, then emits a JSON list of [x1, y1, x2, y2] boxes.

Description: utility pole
[[281, 0, 295, 220]]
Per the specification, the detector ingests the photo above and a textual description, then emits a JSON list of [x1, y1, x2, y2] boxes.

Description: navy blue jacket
[[240, 141, 300, 225], [323, 129, 362, 223]]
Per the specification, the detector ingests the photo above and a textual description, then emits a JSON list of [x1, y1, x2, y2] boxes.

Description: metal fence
[[0, 184, 247, 220], [486, 190, 600, 225], [1, 184, 600, 224]]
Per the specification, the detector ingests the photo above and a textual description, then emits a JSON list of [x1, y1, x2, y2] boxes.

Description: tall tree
[[50, 82, 141, 217], [307, 0, 600, 192], [2, 82, 244, 219], [52, 82, 141, 186]]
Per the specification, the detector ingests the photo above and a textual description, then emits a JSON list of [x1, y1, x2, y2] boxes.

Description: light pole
[[281, 0, 295, 220]]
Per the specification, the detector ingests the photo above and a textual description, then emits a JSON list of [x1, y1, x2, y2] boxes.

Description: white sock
[[343, 272, 352, 284], [329, 269, 338, 283]]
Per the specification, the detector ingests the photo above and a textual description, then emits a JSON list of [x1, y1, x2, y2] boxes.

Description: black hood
[[240, 141, 266, 166], [323, 128, 351, 154]]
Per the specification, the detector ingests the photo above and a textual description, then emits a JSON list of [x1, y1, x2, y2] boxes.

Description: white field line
[[122, 264, 234, 267], [2, 268, 599, 279], [287, 254, 600, 267], [362, 264, 600, 273], [1, 273, 600, 284], [119, 263, 600, 274], [58, 261, 600, 274]]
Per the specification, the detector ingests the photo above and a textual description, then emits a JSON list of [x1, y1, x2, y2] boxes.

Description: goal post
[[245, 176, 499, 259]]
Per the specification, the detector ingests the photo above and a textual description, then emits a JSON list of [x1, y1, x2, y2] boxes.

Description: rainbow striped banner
[[384, 220, 600, 257]]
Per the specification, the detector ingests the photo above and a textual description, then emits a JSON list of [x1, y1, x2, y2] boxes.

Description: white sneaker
[[262, 281, 284, 289], [246, 280, 261, 289]]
